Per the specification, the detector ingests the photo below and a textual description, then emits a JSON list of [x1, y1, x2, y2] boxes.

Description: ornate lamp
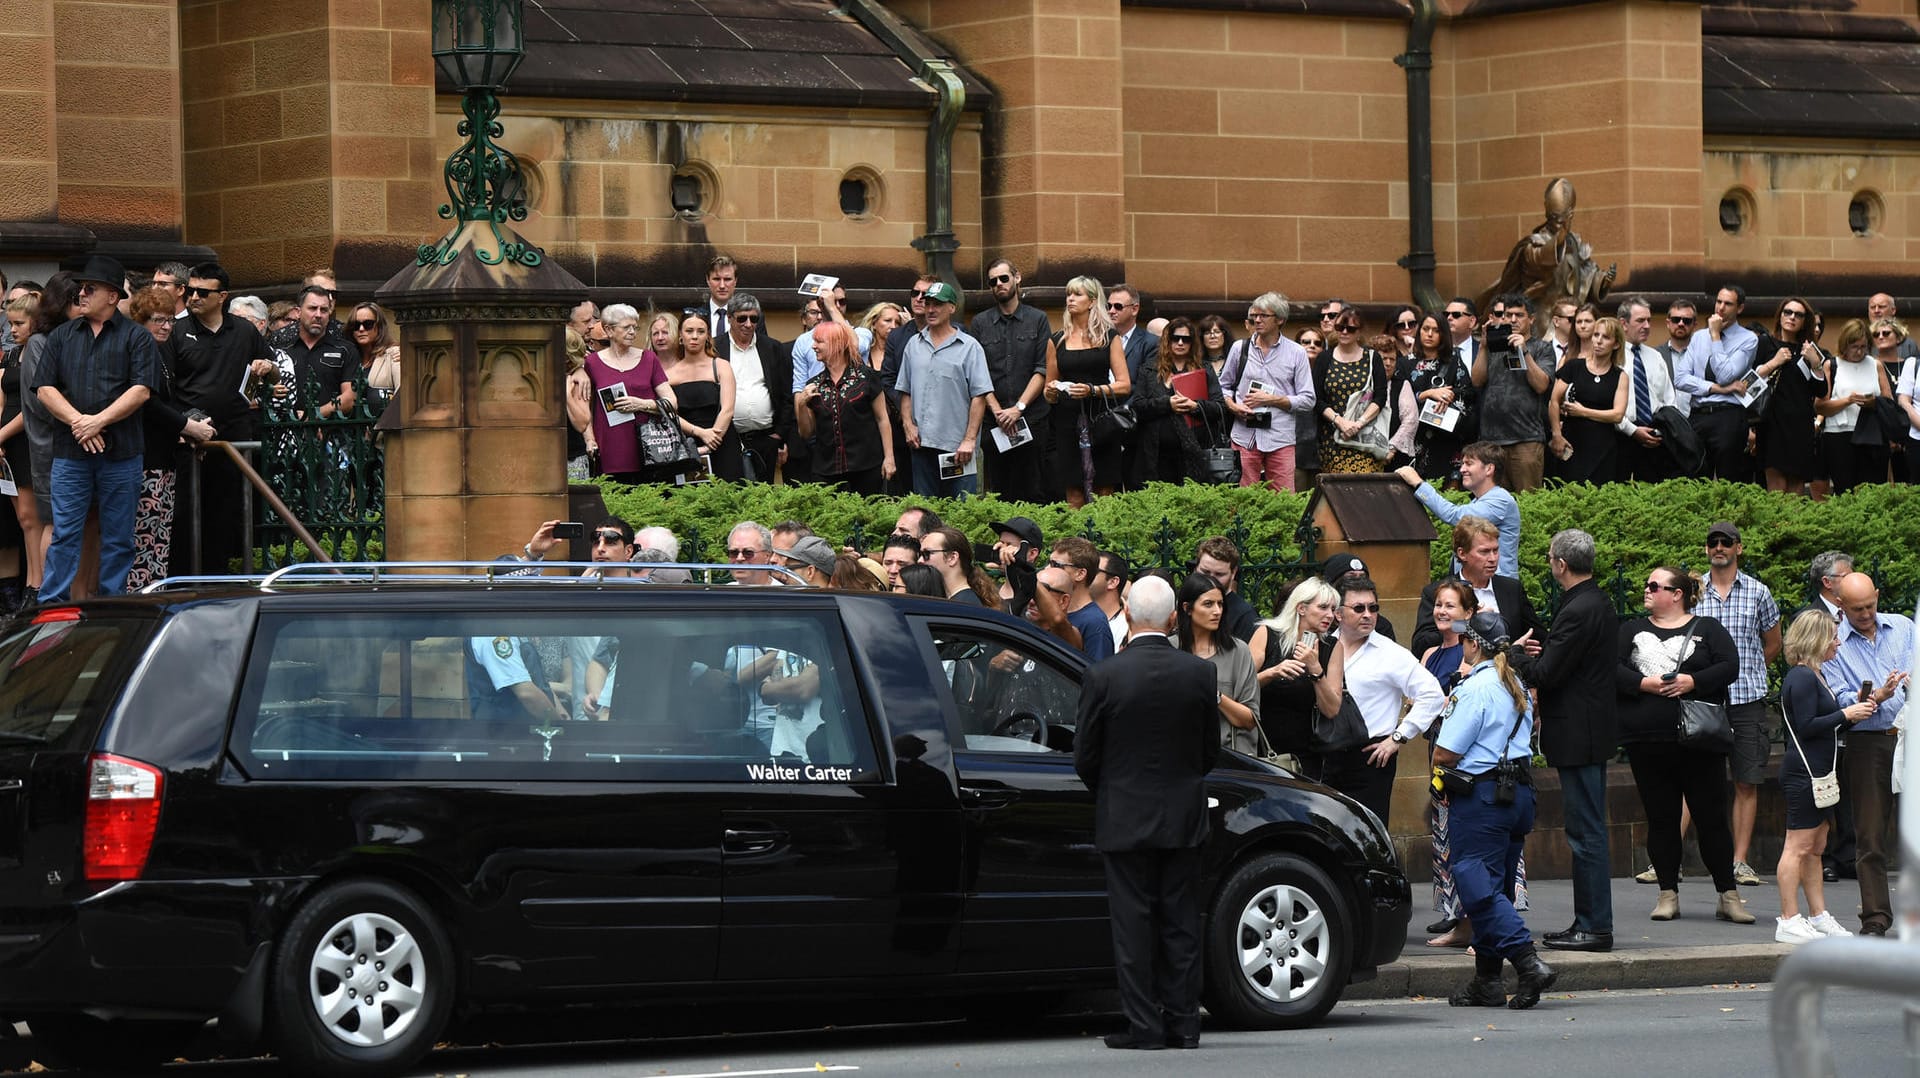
[[420, 0, 541, 267]]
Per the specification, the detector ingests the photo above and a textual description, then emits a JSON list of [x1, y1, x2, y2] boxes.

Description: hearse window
[[929, 627, 1080, 754], [233, 611, 878, 783], [0, 619, 139, 747]]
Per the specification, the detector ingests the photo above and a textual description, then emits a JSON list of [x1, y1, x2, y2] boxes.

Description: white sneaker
[[1807, 912, 1853, 937], [1775, 915, 1823, 945]]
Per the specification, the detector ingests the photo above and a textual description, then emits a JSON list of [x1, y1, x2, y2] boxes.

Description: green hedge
[[595, 478, 1920, 619]]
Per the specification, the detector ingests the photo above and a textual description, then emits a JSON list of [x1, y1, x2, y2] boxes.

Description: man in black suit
[[718, 293, 798, 483], [1109, 283, 1158, 490], [1511, 528, 1618, 953], [1074, 574, 1220, 1050], [1411, 516, 1545, 656]]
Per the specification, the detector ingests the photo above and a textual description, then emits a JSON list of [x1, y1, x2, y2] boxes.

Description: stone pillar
[[374, 221, 586, 564], [52, 0, 181, 234], [0, 0, 57, 223]]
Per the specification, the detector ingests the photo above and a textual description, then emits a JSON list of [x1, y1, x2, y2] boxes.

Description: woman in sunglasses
[[1311, 309, 1389, 473], [1614, 566, 1751, 926], [1753, 297, 1828, 498], [346, 303, 399, 413], [1816, 318, 1896, 492], [1132, 316, 1226, 484]]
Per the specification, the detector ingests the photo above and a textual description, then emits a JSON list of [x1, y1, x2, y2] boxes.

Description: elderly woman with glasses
[[1615, 566, 1752, 925], [1817, 318, 1896, 492], [1312, 308, 1390, 473], [1220, 293, 1314, 491], [585, 304, 677, 484]]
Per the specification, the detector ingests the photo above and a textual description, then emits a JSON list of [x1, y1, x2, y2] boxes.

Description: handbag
[[1780, 691, 1841, 809], [1329, 352, 1393, 460], [1197, 409, 1240, 484], [1088, 395, 1137, 449], [1871, 396, 1909, 444], [637, 399, 702, 471], [1667, 619, 1735, 753], [1308, 690, 1369, 754]]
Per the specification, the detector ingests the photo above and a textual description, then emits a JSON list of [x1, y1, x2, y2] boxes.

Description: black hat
[[1707, 521, 1741, 543], [990, 516, 1043, 549], [1452, 611, 1511, 654], [1322, 552, 1369, 580], [72, 254, 127, 296]]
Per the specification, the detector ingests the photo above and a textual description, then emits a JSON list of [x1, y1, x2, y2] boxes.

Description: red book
[[1169, 369, 1209, 427]]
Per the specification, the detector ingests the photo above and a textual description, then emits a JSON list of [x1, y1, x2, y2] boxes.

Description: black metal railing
[[253, 375, 390, 567]]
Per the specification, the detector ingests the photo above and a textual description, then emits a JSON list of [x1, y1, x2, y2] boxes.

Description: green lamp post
[[420, 0, 541, 268]]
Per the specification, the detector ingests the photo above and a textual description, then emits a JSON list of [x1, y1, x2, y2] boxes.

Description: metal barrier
[[254, 384, 388, 567], [1769, 594, 1920, 1078]]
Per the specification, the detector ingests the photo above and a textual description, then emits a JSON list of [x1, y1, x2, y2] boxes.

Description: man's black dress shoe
[[1427, 916, 1460, 935], [1822, 865, 1838, 883], [1543, 930, 1613, 952], [1164, 1034, 1201, 1049], [1541, 924, 1578, 943], [1103, 1033, 1165, 1050]]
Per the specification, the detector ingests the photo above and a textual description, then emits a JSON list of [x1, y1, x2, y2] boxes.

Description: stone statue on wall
[[1480, 178, 1616, 312]]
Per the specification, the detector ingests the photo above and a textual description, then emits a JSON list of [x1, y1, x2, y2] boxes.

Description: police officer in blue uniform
[[1432, 612, 1559, 1009]]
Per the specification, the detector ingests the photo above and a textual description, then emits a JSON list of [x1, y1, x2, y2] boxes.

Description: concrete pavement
[[1351, 870, 1902, 1000]]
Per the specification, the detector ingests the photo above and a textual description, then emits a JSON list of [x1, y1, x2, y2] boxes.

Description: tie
[[1632, 345, 1653, 425]]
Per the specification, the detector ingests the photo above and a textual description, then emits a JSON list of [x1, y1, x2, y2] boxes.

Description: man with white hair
[[1073, 572, 1220, 1051], [1221, 291, 1315, 492], [228, 296, 270, 335]]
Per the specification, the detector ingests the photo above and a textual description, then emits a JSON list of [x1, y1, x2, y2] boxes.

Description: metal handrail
[[1770, 594, 1920, 1078], [255, 560, 807, 589]]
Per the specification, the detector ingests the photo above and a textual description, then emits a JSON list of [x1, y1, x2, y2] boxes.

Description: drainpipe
[[842, 0, 965, 297], [1396, 0, 1441, 312]]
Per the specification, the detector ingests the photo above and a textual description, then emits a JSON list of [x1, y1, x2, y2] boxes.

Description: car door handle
[[0, 780, 20, 792], [724, 828, 787, 854], [959, 786, 1020, 809]]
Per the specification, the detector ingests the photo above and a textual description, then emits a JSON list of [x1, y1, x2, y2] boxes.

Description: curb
[[1349, 944, 1791, 1000]]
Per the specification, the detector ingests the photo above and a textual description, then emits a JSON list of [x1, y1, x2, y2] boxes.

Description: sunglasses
[[734, 314, 759, 325], [1040, 582, 1069, 597], [349, 319, 379, 331], [918, 547, 949, 559], [1107, 301, 1132, 310], [726, 547, 763, 559], [1873, 330, 1897, 338], [1320, 311, 1339, 320], [1298, 336, 1322, 346], [909, 289, 930, 301], [1395, 319, 1418, 329], [1446, 310, 1472, 319], [595, 530, 628, 543], [1668, 315, 1695, 325], [1706, 537, 1737, 549], [1781, 308, 1806, 318], [682, 307, 705, 318], [1644, 581, 1682, 593], [184, 286, 221, 299], [1346, 603, 1380, 614], [1169, 334, 1193, 343], [987, 274, 1012, 285], [1334, 321, 1359, 332], [1046, 559, 1074, 572]]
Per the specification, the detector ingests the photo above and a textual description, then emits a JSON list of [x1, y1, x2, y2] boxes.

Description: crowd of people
[[565, 257, 1920, 501], [520, 426, 1908, 1013], [0, 258, 394, 605]]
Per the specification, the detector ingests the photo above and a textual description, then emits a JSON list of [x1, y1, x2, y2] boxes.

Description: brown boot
[[1717, 889, 1756, 924], [1651, 889, 1680, 921]]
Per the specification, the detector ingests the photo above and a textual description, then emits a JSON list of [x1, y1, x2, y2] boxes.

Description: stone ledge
[[1350, 943, 1790, 1000]]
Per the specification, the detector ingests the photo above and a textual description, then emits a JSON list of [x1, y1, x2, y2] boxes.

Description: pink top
[[585, 348, 668, 475]]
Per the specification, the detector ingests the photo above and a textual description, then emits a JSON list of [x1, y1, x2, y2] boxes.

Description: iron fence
[[254, 374, 390, 568]]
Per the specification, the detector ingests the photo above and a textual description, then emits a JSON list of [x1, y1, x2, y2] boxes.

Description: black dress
[[1779, 666, 1845, 831], [0, 353, 29, 483], [1553, 360, 1623, 483], [667, 356, 743, 481], [1051, 334, 1123, 495], [1755, 334, 1826, 481]]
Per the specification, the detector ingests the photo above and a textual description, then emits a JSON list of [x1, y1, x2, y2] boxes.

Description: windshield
[[0, 619, 138, 746]]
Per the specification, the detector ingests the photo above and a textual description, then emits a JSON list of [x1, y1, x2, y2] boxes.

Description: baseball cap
[[922, 281, 959, 305], [1322, 552, 1369, 580], [1706, 521, 1741, 543], [990, 516, 1043, 549], [776, 535, 837, 575]]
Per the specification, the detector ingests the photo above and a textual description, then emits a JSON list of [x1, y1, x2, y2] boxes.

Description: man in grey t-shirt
[[1469, 292, 1554, 491]]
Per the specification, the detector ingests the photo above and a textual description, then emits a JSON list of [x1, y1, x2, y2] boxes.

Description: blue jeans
[[43, 454, 143, 602], [1448, 780, 1536, 958], [908, 447, 977, 499], [1557, 763, 1614, 933]]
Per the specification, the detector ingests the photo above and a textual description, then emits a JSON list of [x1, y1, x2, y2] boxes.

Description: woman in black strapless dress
[[1043, 276, 1131, 506]]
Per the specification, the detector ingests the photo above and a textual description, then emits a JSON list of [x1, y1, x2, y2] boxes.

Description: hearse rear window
[[232, 610, 879, 783], [0, 618, 141, 748]]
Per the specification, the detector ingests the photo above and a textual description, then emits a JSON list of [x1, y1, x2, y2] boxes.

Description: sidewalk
[[1350, 871, 1902, 1000]]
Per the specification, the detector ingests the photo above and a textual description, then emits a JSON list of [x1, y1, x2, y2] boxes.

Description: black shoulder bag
[[1670, 618, 1735, 753]]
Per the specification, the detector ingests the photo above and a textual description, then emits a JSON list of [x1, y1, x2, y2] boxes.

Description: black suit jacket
[[719, 328, 799, 456], [1512, 578, 1618, 767], [1410, 575, 1545, 657], [1118, 326, 1158, 389], [1073, 635, 1220, 852]]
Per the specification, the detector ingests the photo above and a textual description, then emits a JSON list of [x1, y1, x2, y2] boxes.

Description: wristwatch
[[1014, 400, 1027, 412], [1390, 731, 1410, 745]]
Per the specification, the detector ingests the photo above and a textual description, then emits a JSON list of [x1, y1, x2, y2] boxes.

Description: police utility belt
[[1431, 698, 1531, 805]]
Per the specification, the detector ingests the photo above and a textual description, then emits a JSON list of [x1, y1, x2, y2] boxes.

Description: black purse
[[1197, 409, 1240, 484], [1669, 618, 1735, 753], [638, 399, 702, 472], [1307, 691, 1369, 754], [1088, 395, 1137, 449]]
